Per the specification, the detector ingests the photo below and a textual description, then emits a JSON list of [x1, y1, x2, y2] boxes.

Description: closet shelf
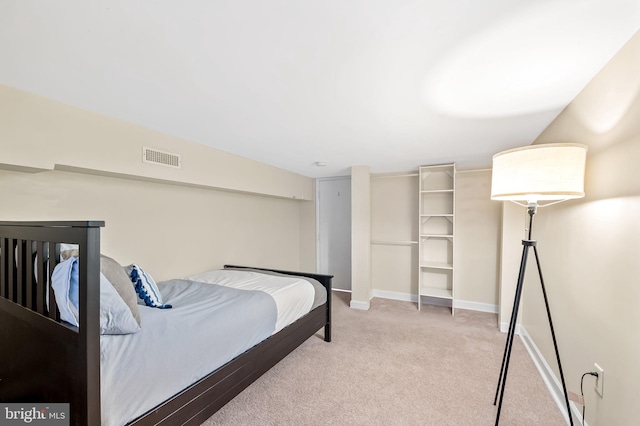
[[421, 287, 453, 300], [420, 262, 453, 270]]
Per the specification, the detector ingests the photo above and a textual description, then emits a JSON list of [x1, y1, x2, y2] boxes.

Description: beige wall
[[370, 174, 418, 296], [521, 30, 640, 425], [454, 170, 502, 308], [1, 86, 317, 280], [0, 85, 313, 200], [497, 201, 528, 327], [350, 165, 372, 308], [298, 180, 317, 273]]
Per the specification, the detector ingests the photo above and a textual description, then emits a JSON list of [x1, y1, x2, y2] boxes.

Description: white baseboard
[[519, 326, 582, 425], [454, 299, 498, 314], [349, 299, 370, 310], [499, 322, 522, 334], [371, 289, 417, 303], [370, 290, 498, 314]]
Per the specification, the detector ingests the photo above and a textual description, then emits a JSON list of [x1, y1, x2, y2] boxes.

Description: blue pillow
[[127, 264, 172, 309], [51, 256, 80, 326]]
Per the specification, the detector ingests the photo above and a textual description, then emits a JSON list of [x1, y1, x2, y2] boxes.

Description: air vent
[[142, 147, 181, 169]]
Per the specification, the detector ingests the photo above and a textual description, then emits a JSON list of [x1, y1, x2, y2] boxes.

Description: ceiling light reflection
[[421, 0, 640, 118]]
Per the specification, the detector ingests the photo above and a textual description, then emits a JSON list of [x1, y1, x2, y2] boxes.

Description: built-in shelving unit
[[418, 164, 455, 314]]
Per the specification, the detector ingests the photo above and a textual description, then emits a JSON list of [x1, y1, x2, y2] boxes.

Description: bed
[[0, 221, 332, 425]]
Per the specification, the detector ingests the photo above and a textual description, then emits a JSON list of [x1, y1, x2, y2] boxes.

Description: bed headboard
[[0, 221, 104, 426]]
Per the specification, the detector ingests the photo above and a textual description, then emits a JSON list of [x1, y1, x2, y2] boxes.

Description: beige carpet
[[202, 292, 566, 426]]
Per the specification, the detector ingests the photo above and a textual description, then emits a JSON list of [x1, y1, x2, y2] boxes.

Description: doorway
[[317, 177, 352, 291]]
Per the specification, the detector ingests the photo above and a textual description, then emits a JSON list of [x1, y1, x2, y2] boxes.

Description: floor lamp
[[490, 143, 588, 426]]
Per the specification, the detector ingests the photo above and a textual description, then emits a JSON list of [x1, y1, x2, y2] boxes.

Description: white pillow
[[51, 257, 141, 334]]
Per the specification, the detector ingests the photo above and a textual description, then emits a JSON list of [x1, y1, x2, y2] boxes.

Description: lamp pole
[[493, 204, 574, 426]]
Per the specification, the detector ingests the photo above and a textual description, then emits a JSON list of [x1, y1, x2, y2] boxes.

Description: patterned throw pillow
[[126, 264, 172, 309]]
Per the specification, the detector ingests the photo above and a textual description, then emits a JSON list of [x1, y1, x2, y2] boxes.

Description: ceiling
[[1, 1, 639, 178]]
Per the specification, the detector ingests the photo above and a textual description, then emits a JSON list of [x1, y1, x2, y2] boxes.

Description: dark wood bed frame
[[0, 221, 332, 426]]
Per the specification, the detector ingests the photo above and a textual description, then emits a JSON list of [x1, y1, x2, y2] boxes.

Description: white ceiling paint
[[1, 0, 638, 178]]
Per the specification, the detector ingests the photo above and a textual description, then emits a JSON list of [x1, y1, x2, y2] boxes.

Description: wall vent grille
[[142, 147, 181, 168]]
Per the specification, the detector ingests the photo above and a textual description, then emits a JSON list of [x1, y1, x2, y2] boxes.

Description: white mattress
[[185, 269, 315, 333]]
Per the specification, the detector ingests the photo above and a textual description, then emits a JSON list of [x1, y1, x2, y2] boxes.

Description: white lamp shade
[[491, 143, 587, 202]]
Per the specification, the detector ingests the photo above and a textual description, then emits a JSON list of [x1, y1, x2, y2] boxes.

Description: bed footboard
[[0, 221, 104, 426], [224, 264, 333, 342]]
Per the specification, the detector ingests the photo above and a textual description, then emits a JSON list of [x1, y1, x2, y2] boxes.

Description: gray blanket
[[100, 280, 277, 426]]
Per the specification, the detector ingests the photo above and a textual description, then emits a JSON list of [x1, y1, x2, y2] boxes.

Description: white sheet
[[185, 269, 315, 333]]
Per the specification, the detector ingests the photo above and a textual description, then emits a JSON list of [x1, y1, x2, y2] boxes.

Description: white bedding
[[185, 269, 315, 333], [100, 270, 317, 426]]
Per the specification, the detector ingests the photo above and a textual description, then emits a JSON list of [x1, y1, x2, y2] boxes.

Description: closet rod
[[371, 172, 418, 179]]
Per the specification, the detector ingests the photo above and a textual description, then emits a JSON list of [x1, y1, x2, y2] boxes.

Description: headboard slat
[[35, 241, 47, 315], [25, 240, 34, 309], [47, 241, 59, 320], [0, 238, 6, 299], [7, 239, 15, 301], [16, 240, 23, 305]]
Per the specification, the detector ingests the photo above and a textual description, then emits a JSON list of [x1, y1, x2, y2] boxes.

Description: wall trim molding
[[349, 300, 371, 310], [499, 322, 522, 334], [519, 326, 581, 425], [455, 299, 498, 314], [371, 289, 417, 303], [370, 290, 498, 314]]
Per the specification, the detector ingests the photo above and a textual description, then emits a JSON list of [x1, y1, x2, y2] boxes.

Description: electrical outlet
[[594, 363, 604, 397]]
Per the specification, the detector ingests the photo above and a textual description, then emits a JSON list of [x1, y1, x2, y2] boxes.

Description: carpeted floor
[[202, 292, 566, 425]]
